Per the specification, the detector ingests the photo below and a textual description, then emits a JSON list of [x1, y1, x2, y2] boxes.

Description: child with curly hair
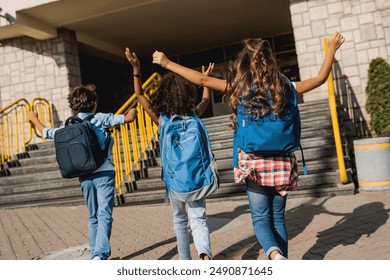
[[125, 48, 215, 260], [151, 32, 345, 260]]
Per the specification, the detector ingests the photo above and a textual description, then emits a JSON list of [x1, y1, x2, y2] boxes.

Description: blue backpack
[[159, 113, 219, 202], [233, 80, 307, 174]]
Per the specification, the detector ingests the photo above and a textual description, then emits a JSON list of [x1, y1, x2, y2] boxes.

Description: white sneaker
[[92, 256, 102, 260], [274, 253, 287, 260]]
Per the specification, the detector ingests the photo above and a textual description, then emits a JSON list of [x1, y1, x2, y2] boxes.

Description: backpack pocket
[[236, 103, 300, 154], [56, 143, 97, 177]]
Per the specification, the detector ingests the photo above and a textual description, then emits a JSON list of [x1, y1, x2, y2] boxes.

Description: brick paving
[[1, 190, 390, 260]]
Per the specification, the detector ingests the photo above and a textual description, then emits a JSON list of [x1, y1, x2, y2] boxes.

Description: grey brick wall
[[290, 0, 390, 138], [0, 28, 81, 128]]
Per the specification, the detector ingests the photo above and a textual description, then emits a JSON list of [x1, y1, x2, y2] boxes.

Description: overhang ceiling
[[0, 0, 293, 59]]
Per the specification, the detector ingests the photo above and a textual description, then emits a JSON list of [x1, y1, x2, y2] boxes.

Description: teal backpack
[[159, 113, 219, 202]]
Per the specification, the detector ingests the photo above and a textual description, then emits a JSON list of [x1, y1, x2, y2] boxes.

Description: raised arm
[[152, 51, 227, 92], [125, 48, 160, 124], [28, 111, 60, 139], [28, 111, 45, 134], [295, 32, 345, 94], [195, 63, 214, 117], [124, 108, 137, 123]]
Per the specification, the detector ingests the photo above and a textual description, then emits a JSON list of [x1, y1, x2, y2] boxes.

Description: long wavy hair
[[150, 72, 197, 116], [223, 38, 287, 129]]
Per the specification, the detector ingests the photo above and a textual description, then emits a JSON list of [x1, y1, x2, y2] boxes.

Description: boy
[[29, 84, 137, 260]]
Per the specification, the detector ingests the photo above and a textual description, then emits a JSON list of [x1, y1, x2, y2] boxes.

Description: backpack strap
[[159, 113, 170, 128], [289, 81, 297, 107], [287, 82, 308, 175], [299, 144, 308, 175], [64, 116, 83, 126], [233, 130, 239, 168], [83, 114, 111, 157], [289, 82, 308, 175]]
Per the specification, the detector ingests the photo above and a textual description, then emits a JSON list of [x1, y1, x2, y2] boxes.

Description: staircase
[[0, 99, 355, 209]]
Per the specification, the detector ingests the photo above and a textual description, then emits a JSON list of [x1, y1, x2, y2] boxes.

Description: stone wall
[[0, 28, 81, 127], [290, 0, 390, 138]]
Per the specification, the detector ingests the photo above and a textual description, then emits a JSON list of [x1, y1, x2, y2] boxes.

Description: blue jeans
[[79, 170, 115, 260], [169, 193, 212, 260], [246, 180, 288, 259]]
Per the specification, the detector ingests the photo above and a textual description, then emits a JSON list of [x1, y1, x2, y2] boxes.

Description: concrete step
[[212, 143, 336, 161], [0, 152, 341, 204], [0, 176, 79, 195], [0, 186, 83, 207], [21, 124, 336, 162], [0, 179, 354, 209], [1, 196, 87, 209], [0, 99, 352, 209], [7, 162, 59, 176], [12, 126, 337, 177], [140, 156, 339, 179], [200, 100, 331, 126], [125, 167, 342, 193], [208, 135, 335, 151], [5, 139, 338, 188], [215, 170, 341, 187], [200, 115, 332, 135], [61, 180, 354, 209], [119, 180, 355, 207], [0, 168, 64, 187]]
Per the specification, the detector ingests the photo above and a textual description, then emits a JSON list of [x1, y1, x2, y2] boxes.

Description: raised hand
[[125, 48, 140, 69], [202, 63, 215, 77], [152, 50, 170, 68], [328, 32, 345, 51], [125, 108, 137, 123]]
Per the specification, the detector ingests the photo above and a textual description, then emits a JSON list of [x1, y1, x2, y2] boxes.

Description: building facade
[[1, 0, 390, 138], [291, 0, 390, 138]]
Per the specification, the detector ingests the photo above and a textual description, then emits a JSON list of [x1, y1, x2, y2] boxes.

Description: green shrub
[[365, 57, 390, 136]]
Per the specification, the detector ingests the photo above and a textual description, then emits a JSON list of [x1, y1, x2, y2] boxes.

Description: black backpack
[[54, 114, 110, 178]]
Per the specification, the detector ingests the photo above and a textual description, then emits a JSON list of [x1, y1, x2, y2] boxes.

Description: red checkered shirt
[[234, 150, 299, 196]]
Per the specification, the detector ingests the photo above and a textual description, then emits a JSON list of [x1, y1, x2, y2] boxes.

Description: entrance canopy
[[0, 0, 292, 58]]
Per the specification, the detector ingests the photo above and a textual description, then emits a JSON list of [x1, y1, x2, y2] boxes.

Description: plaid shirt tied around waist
[[234, 150, 299, 196]]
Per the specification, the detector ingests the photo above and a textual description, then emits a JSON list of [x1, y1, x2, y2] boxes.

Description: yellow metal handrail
[[111, 72, 161, 196], [323, 38, 348, 184], [1, 98, 53, 166], [0, 98, 31, 165], [0, 73, 160, 202]]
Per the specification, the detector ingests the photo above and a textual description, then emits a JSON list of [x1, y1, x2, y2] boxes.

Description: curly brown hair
[[67, 84, 99, 113], [223, 38, 288, 129], [150, 72, 197, 116]]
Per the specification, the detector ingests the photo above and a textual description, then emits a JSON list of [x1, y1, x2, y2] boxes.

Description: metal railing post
[[323, 38, 348, 184]]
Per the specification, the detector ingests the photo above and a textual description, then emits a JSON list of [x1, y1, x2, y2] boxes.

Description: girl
[[151, 32, 345, 260], [125, 48, 215, 260]]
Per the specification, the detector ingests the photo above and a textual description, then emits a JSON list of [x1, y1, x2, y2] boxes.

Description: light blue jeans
[[79, 170, 115, 260], [169, 193, 212, 260], [246, 180, 288, 259]]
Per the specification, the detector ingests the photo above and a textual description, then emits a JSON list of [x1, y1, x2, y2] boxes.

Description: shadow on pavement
[[120, 204, 250, 260], [302, 202, 389, 259], [214, 198, 389, 260], [118, 197, 390, 260]]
